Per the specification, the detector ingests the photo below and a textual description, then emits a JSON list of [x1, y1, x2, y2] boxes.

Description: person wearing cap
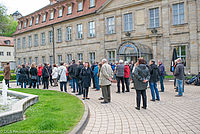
[[174, 58, 185, 97]]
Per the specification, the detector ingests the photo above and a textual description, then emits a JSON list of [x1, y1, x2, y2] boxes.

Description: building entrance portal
[[117, 41, 152, 63]]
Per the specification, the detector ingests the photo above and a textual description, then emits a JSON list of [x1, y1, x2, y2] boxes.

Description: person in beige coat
[[4, 62, 11, 88], [99, 59, 113, 104]]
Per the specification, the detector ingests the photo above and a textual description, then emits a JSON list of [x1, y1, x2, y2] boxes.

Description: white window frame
[[34, 34, 38, 47], [67, 54, 72, 65], [24, 20, 27, 28], [106, 17, 115, 34], [35, 57, 38, 65], [57, 28, 62, 42], [107, 51, 115, 63], [89, 52, 95, 65], [43, 14, 46, 22], [149, 7, 159, 28], [29, 18, 33, 26], [68, 6, 72, 14], [35, 16, 39, 24], [172, 3, 184, 25], [29, 57, 32, 65], [77, 24, 83, 39], [22, 37, 26, 49], [176, 45, 186, 66], [17, 38, 21, 49], [66, 26, 72, 41], [58, 8, 63, 17], [58, 55, 62, 65], [78, 2, 83, 11], [49, 31, 53, 43], [49, 56, 53, 65], [23, 58, 26, 64], [77, 53, 83, 61], [41, 32, 46, 45], [50, 11, 54, 20], [124, 13, 133, 32], [89, 21, 95, 37], [19, 23, 21, 30], [42, 56, 45, 65], [28, 36, 32, 48], [90, 0, 95, 8]]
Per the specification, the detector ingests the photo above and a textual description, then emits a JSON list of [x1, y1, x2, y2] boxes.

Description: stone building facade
[[13, 0, 200, 74]]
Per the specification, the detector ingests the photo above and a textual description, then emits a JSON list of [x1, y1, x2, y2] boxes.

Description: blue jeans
[[94, 75, 100, 90], [20, 82, 26, 88], [149, 82, 160, 100], [16, 74, 20, 86], [72, 78, 79, 92], [176, 79, 183, 96], [160, 76, 165, 92], [60, 82, 67, 92]]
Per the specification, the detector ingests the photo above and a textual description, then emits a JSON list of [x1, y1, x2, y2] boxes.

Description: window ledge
[[58, 16, 63, 18], [171, 23, 188, 27], [77, 10, 83, 12], [147, 26, 161, 30], [88, 36, 96, 39], [67, 13, 72, 15], [65, 40, 72, 42], [56, 41, 62, 43], [89, 6, 95, 9], [76, 38, 84, 40], [105, 33, 116, 35]]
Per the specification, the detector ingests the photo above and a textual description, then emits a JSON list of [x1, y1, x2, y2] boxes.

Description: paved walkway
[[2, 81, 200, 134]]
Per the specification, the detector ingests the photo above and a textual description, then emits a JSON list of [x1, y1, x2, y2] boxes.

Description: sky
[[0, 0, 50, 16]]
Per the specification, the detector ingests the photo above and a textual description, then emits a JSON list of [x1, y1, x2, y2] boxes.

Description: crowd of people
[[3, 57, 185, 110]]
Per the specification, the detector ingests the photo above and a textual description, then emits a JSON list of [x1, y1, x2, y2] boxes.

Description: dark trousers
[[60, 82, 67, 92], [78, 80, 83, 94], [72, 78, 79, 92], [136, 90, 147, 108], [30, 79, 37, 88], [50, 76, 53, 86], [92, 76, 96, 88], [5, 80, 10, 88], [160, 76, 165, 92], [116, 76, 125, 92], [83, 87, 89, 98], [43, 77, 49, 89], [102, 85, 111, 103], [124, 78, 130, 92]]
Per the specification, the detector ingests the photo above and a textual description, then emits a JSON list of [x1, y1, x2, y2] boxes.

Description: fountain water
[[2, 79, 8, 105]]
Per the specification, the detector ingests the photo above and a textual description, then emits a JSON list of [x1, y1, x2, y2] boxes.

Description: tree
[[0, 4, 18, 37]]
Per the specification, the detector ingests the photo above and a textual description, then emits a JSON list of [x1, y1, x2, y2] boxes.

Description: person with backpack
[[69, 60, 78, 93], [42, 63, 50, 89], [149, 60, 160, 101]]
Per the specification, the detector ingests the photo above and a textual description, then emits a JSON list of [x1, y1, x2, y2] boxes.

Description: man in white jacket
[[58, 62, 67, 92]]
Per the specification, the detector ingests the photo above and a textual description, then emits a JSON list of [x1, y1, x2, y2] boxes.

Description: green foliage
[[0, 74, 16, 81], [0, 70, 15, 74], [0, 88, 84, 134], [0, 4, 18, 37]]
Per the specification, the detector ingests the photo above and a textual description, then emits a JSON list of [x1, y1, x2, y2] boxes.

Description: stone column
[[188, 0, 199, 74]]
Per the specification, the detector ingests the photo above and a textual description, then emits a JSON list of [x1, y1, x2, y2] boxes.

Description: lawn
[[0, 88, 85, 134]]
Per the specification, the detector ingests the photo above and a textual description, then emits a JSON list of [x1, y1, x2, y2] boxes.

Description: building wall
[[14, 0, 200, 74]]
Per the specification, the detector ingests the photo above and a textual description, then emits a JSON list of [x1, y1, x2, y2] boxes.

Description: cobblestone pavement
[[2, 81, 200, 134]]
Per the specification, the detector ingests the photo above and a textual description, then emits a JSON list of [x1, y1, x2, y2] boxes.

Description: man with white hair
[[158, 60, 165, 92], [99, 59, 113, 104], [115, 60, 125, 93], [174, 58, 185, 97]]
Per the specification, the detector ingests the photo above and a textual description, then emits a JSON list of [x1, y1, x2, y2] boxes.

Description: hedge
[[0, 74, 16, 81], [0, 70, 15, 74]]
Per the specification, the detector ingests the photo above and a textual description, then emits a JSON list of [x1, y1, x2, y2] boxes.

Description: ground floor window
[[35, 57, 38, 66], [89, 52, 95, 65], [49, 56, 53, 66], [18, 58, 21, 65], [29, 57, 32, 65], [58, 55, 62, 65], [23, 58, 26, 64], [107, 51, 115, 63], [175, 45, 186, 66], [67, 54, 72, 65], [77, 53, 83, 61], [42, 56, 45, 65]]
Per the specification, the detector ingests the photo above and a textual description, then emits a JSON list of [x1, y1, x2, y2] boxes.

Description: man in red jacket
[[37, 64, 43, 85], [124, 61, 130, 92]]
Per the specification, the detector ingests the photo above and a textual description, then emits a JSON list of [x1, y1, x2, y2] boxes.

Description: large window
[[77, 53, 83, 61], [24, 20, 27, 28], [78, 2, 83, 11], [35, 16, 39, 24], [68, 5, 72, 14], [29, 18, 33, 26], [0, 52, 4, 56], [107, 51, 115, 63], [89, 52, 95, 65], [124, 13, 133, 32], [41, 32, 46, 45], [49, 31, 53, 43], [34, 34, 38, 47], [23, 58, 26, 64], [90, 0, 95, 8], [77, 24, 83, 39], [17, 38, 21, 49], [149, 8, 159, 28], [176, 46, 186, 66], [7, 52, 11, 56], [42, 56, 45, 65], [66, 26, 72, 41], [50, 11, 54, 20], [29, 57, 32, 65], [67, 54, 72, 65], [89, 21, 95, 37], [18, 58, 21, 65], [58, 8, 63, 17], [58, 55, 62, 65], [57, 28, 62, 42], [106, 17, 115, 34], [35, 57, 38, 65], [43, 14, 46, 22], [28, 36, 32, 48], [173, 3, 184, 25], [22, 37, 26, 48], [49, 56, 53, 65]]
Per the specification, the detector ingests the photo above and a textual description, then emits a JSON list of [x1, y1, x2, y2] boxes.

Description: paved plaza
[[2, 81, 200, 134]]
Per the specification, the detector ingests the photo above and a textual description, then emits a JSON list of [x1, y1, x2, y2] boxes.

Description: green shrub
[[0, 74, 16, 81], [0, 70, 15, 74]]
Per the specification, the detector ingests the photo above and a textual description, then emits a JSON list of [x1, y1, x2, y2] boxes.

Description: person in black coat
[[75, 60, 84, 95], [149, 60, 160, 101], [91, 63, 97, 89], [42, 63, 50, 89], [48, 63, 53, 86], [29, 63, 38, 88], [19, 64, 28, 88], [80, 62, 93, 100], [69, 60, 79, 93]]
